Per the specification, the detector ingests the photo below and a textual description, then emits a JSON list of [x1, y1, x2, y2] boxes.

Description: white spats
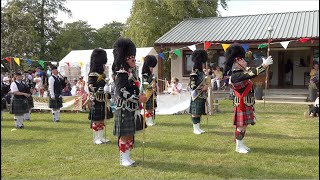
[[146, 117, 154, 126], [235, 139, 249, 154], [197, 123, 205, 133], [193, 124, 202, 135], [120, 151, 133, 167]]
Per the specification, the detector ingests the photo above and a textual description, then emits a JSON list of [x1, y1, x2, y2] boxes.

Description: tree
[[50, 20, 96, 61], [124, 0, 228, 83], [124, 0, 228, 47], [22, 0, 71, 61], [93, 21, 125, 49]]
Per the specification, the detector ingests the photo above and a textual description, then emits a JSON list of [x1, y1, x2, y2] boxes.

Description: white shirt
[[10, 81, 20, 93], [33, 77, 43, 88], [171, 83, 183, 93], [48, 75, 58, 98], [315, 97, 319, 108]]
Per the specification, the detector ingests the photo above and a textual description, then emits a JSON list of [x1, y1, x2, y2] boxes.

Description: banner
[[32, 96, 82, 110]]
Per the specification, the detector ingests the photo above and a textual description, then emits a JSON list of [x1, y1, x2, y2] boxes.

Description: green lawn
[[1, 101, 319, 179]]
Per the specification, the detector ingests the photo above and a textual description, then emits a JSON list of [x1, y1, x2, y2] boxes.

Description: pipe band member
[[112, 38, 147, 167], [88, 48, 111, 145], [48, 66, 64, 122], [189, 50, 209, 135], [223, 43, 273, 154], [10, 72, 30, 128], [141, 55, 158, 126]]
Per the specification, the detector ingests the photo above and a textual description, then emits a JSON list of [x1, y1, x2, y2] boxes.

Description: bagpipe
[[190, 71, 211, 101], [142, 74, 156, 101]]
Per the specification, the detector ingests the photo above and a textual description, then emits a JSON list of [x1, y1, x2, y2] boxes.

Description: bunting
[[159, 53, 166, 60], [14, 58, 20, 66], [298, 38, 311, 43], [4, 57, 10, 62], [241, 44, 249, 52], [204, 42, 212, 51], [280, 41, 290, 49], [222, 44, 231, 52], [26, 59, 32, 66], [38, 60, 45, 68], [188, 45, 196, 51], [65, 62, 70, 67], [258, 44, 268, 49], [173, 49, 181, 58]]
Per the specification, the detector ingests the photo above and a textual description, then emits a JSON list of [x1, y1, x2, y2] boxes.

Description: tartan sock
[[192, 117, 200, 124], [235, 128, 245, 140]]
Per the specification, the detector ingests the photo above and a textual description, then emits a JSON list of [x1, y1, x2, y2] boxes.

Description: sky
[[57, 0, 319, 29], [1, 0, 319, 29]]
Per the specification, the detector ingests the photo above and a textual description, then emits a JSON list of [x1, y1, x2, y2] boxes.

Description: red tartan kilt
[[233, 105, 256, 127]]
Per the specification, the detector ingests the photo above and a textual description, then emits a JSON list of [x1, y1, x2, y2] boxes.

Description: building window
[[182, 50, 193, 77], [314, 49, 319, 64]]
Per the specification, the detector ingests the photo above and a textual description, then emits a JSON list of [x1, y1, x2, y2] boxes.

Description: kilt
[[113, 108, 135, 137], [145, 96, 157, 110], [49, 97, 63, 109], [233, 105, 256, 127], [1, 98, 7, 111], [189, 98, 206, 115], [27, 96, 34, 109], [10, 97, 29, 115], [88, 102, 105, 121]]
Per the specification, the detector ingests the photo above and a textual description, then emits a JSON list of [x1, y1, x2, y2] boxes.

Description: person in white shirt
[[169, 77, 183, 95], [10, 72, 31, 128], [33, 74, 44, 97], [48, 66, 64, 122], [309, 97, 319, 117]]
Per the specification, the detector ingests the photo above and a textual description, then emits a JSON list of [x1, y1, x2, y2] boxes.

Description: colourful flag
[[173, 49, 181, 58], [280, 41, 290, 49], [38, 60, 45, 68], [14, 58, 20, 66], [188, 45, 196, 51], [159, 53, 166, 60], [204, 42, 212, 51], [4, 57, 10, 62], [26, 59, 32, 66], [241, 44, 249, 52], [222, 44, 231, 51], [258, 44, 268, 49]]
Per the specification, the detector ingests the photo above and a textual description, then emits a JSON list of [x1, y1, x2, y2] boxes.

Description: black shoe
[[25, 119, 31, 121], [54, 120, 60, 122]]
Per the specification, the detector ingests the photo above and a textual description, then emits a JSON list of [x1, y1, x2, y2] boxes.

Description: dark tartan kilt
[[49, 97, 63, 109], [27, 96, 34, 109], [10, 97, 29, 115], [113, 108, 136, 137], [145, 97, 157, 110], [233, 105, 256, 127], [1, 98, 7, 111], [189, 98, 206, 115], [88, 102, 105, 121]]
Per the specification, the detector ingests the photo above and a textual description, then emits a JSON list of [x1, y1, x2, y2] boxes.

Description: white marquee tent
[[58, 47, 158, 85]]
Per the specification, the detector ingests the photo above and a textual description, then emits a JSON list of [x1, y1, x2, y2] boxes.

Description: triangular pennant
[[241, 44, 249, 52], [159, 53, 166, 60], [222, 44, 231, 52], [258, 44, 268, 49], [26, 59, 32, 66], [1, 64, 4, 68], [78, 61, 84, 67], [4, 57, 10, 62], [14, 58, 20, 66], [188, 44, 197, 51], [38, 60, 45, 68], [140, 57, 145, 62], [51, 61, 57, 65], [280, 41, 290, 49], [173, 49, 182, 58], [298, 38, 310, 43], [65, 62, 70, 67], [204, 42, 212, 51]]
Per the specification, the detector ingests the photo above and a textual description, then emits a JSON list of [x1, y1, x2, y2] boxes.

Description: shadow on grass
[[1, 138, 48, 145], [135, 140, 224, 153], [252, 147, 319, 157], [137, 160, 307, 179], [158, 122, 224, 129], [210, 131, 318, 140]]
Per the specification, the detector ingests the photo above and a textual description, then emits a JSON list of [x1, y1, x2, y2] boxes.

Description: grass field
[[1, 100, 319, 179]]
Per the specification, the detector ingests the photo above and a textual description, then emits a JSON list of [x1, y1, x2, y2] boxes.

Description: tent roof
[[59, 47, 158, 66]]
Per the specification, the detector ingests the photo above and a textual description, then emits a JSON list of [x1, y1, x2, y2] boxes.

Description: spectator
[[33, 73, 44, 97], [310, 62, 319, 89], [76, 76, 85, 90], [285, 59, 293, 85], [211, 66, 223, 90], [76, 86, 88, 109], [46, 65, 52, 78], [309, 97, 319, 117], [61, 83, 72, 96], [169, 77, 182, 94]]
